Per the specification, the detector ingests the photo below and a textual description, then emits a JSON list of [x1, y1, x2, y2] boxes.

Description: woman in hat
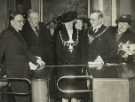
[[54, 11, 87, 102], [114, 15, 135, 62], [112, 15, 135, 78]]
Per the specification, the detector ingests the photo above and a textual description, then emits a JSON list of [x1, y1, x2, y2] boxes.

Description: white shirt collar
[[93, 24, 103, 32]]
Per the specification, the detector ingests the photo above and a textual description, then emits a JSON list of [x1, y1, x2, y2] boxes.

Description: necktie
[[35, 27, 39, 37]]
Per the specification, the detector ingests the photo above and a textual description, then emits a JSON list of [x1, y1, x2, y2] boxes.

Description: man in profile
[[0, 12, 45, 102]]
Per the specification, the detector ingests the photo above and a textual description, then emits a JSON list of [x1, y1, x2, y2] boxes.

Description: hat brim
[[60, 11, 77, 23]]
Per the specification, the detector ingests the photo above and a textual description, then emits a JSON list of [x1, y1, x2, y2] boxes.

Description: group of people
[[0, 9, 135, 102]]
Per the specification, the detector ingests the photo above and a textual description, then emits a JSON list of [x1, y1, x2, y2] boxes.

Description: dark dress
[[112, 28, 135, 62], [113, 28, 135, 78], [54, 24, 87, 97]]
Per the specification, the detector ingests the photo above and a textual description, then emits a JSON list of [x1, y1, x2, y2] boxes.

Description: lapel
[[59, 24, 69, 41], [10, 26, 27, 48], [27, 22, 40, 38], [94, 25, 106, 36], [89, 25, 107, 44]]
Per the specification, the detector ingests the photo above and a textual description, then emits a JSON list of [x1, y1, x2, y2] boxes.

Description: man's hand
[[94, 56, 104, 70], [28, 62, 38, 70], [88, 56, 104, 70], [29, 56, 46, 70], [36, 56, 46, 70]]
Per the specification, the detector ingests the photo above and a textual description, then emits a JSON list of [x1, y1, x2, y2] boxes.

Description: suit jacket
[[22, 21, 55, 78], [22, 21, 55, 65], [80, 25, 118, 78], [0, 26, 36, 77], [87, 25, 115, 63]]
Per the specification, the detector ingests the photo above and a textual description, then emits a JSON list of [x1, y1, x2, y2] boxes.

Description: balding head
[[27, 10, 40, 28], [90, 10, 104, 29]]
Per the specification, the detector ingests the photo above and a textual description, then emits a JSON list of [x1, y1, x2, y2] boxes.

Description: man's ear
[[10, 20, 14, 26]]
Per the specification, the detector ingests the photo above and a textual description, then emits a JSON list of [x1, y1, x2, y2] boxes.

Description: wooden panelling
[[93, 78, 129, 102], [0, 0, 8, 33], [45, 0, 88, 22]]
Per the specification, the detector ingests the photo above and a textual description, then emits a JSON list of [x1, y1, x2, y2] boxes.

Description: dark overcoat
[[22, 21, 55, 78], [0, 26, 36, 77], [81, 25, 116, 77], [22, 21, 55, 64], [0, 26, 37, 102], [87, 25, 115, 63]]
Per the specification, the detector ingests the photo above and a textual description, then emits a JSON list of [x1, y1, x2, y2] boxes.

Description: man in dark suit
[[0, 12, 43, 102], [22, 10, 54, 68], [22, 11, 54, 102], [85, 10, 115, 77], [87, 11, 114, 63]]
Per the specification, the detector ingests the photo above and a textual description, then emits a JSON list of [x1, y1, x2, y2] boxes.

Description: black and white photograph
[[0, 0, 135, 102]]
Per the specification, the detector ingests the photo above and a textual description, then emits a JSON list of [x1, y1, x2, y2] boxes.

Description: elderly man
[[22, 10, 54, 71], [22, 10, 54, 102], [84, 10, 115, 77], [0, 12, 44, 102], [22, 10, 54, 76]]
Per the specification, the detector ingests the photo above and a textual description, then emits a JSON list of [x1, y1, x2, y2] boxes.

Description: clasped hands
[[29, 56, 46, 71]]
